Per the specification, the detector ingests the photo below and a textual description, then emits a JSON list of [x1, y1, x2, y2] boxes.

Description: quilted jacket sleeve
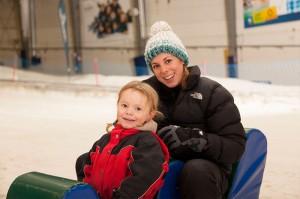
[[114, 133, 167, 199], [202, 81, 246, 164]]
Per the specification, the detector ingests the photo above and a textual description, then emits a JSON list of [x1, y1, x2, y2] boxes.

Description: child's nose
[[126, 108, 133, 115]]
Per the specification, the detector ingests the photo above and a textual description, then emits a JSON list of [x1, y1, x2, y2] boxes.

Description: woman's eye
[[152, 64, 159, 69], [165, 59, 172, 64]]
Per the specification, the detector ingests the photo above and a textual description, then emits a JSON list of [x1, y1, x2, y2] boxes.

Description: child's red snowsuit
[[83, 124, 169, 199]]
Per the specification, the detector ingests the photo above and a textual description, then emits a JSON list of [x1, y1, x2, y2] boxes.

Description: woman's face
[[151, 53, 185, 88]]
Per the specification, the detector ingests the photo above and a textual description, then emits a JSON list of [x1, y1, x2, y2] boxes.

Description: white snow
[[1, 65, 300, 198]]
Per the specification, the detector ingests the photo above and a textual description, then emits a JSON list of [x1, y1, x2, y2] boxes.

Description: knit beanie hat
[[144, 21, 189, 69]]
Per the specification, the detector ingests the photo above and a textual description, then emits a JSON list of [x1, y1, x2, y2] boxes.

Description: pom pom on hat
[[149, 21, 172, 36], [144, 21, 189, 70]]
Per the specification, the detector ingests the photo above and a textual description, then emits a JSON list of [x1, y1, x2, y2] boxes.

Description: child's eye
[[135, 107, 142, 111], [121, 103, 127, 108]]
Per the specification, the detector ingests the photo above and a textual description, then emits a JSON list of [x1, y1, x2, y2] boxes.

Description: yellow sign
[[253, 6, 278, 24]]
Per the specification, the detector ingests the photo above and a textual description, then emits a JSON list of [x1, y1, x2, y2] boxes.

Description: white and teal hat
[[144, 21, 189, 70]]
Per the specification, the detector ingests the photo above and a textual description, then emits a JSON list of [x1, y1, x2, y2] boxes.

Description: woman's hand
[[157, 125, 207, 152]]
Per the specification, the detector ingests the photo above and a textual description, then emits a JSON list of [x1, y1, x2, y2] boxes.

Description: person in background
[[76, 81, 169, 199], [143, 21, 246, 199]]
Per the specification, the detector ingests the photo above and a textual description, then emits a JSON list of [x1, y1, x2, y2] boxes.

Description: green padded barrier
[[7, 172, 84, 199]]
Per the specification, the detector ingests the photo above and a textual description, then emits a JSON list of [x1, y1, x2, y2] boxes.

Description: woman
[[143, 21, 246, 199]]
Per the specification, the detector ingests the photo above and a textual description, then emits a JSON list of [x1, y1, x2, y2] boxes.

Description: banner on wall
[[58, 0, 70, 73], [244, 0, 300, 28]]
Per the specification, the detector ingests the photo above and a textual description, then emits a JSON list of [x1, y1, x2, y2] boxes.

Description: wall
[[235, 1, 300, 85], [144, 0, 300, 85], [0, 0, 21, 66], [79, 0, 139, 75], [144, 0, 229, 77], [1, 0, 230, 77], [32, 0, 71, 75], [0, 0, 140, 76], [0, 0, 299, 85]]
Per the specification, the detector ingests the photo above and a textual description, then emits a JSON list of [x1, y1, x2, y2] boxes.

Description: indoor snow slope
[[1, 66, 300, 198]]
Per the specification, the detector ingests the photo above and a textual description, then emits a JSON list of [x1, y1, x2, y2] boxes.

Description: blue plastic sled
[[157, 128, 267, 199]]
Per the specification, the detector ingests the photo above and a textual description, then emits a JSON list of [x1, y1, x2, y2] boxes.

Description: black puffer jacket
[[144, 66, 246, 173]]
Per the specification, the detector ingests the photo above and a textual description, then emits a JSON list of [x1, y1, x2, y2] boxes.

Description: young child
[[76, 80, 169, 199]]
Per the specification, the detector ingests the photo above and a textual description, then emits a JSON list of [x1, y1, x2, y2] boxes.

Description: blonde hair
[[106, 80, 160, 132], [118, 81, 159, 112]]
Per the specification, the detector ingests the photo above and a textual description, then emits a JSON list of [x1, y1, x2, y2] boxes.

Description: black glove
[[157, 125, 207, 152]]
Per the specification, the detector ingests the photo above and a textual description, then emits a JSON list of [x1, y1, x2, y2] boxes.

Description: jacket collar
[[111, 121, 157, 139], [111, 124, 139, 139], [136, 119, 157, 132]]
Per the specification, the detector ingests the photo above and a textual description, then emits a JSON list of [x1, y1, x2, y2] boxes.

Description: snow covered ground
[[1, 66, 300, 198]]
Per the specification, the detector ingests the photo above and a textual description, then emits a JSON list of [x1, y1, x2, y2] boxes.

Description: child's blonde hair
[[118, 80, 159, 112], [106, 80, 160, 132]]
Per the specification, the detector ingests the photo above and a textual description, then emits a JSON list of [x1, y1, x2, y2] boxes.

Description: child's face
[[117, 88, 154, 129]]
